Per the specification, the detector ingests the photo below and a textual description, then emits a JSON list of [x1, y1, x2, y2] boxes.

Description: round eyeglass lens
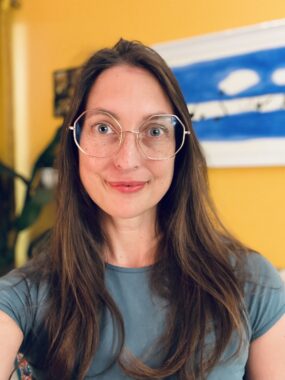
[[74, 110, 122, 157], [138, 115, 185, 159]]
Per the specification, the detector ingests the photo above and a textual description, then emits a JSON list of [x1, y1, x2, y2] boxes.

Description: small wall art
[[53, 67, 81, 118], [154, 20, 285, 167]]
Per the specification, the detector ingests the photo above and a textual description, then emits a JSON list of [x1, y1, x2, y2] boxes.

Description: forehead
[[85, 64, 173, 116]]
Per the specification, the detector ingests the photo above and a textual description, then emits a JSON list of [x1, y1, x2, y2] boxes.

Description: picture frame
[[154, 20, 285, 167]]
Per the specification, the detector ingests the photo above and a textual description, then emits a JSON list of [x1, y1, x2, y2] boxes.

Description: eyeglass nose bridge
[[120, 129, 141, 137], [116, 129, 141, 153]]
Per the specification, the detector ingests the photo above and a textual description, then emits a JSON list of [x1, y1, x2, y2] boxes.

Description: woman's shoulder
[[240, 251, 285, 341], [0, 265, 48, 294], [242, 251, 284, 287], [0, 267, 49, 337]]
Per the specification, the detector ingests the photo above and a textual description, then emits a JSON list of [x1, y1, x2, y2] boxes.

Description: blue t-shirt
[[0, 253, 284, 379]]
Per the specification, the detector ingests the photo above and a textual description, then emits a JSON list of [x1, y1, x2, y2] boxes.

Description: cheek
[[79, 154, 101, 191], [79, 155, 91, 186], [78, 156, 108, 207], [154, 160, 174, 192], [79, 152, 107, 176]]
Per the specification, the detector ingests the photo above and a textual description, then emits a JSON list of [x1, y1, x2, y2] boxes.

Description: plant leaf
[[14, 187, 54, 231], [0, 162, 29, 185], [31, 127, 62, 180]]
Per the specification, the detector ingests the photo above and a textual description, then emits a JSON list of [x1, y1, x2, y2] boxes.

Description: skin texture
[[79, 64, 175, 221], [79, 65, 175, 266], [0, 310, 23, 380], [245, 314, 285, 379]]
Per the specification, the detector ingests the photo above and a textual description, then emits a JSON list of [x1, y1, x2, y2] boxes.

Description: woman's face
[[79, 64, 175, 222]]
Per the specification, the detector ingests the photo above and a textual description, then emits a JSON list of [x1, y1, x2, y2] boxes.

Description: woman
[[0, 39, 284, 380]]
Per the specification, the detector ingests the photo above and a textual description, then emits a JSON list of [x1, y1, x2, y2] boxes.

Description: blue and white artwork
[[154, 20, 285, 167]]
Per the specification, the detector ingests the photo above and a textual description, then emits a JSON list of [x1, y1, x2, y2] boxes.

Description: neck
[[103, 213, 159, 268]]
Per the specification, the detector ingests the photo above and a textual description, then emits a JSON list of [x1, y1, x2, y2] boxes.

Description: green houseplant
[[0, 127, 61, 274]]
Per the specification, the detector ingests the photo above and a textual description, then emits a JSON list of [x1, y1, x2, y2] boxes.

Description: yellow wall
[[0, 59, 4, 161], [0, 6, 13, 165], [9, 0, 285, 267]]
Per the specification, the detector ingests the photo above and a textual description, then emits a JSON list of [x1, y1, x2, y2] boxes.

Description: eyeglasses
[[69, 110, 190, 160]]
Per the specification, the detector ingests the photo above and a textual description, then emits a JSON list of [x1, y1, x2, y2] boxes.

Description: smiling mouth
[[107, 181, 147, 193]]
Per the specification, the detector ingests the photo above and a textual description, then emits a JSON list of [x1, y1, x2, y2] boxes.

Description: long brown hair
[[26, 39, 249, 379]]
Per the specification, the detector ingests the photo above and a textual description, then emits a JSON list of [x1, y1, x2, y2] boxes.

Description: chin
[[100, 206, 156, 221]]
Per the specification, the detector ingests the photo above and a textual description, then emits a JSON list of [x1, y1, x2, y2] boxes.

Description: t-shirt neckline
[[105, 262, 154, 273]]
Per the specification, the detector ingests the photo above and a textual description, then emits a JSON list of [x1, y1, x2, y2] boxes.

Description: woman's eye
[[146, 125, 167, 137], [149, 128, 161, 137], [95, 123, 112, 134]]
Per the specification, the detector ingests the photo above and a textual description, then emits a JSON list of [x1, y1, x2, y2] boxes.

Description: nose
[[113, 131, 141, 169]]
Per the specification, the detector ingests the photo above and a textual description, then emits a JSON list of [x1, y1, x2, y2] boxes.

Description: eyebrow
[[87, 107, 171, 121]]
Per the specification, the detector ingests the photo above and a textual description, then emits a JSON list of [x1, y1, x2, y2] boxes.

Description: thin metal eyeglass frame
[[68, 110, 191, 160]]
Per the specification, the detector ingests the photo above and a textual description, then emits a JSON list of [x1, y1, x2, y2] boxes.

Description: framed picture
[[154, 20, 285, 167], [53, 67, 81, 117]]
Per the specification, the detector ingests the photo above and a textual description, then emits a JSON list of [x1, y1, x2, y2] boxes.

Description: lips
[[107, 181, 147, 193]]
